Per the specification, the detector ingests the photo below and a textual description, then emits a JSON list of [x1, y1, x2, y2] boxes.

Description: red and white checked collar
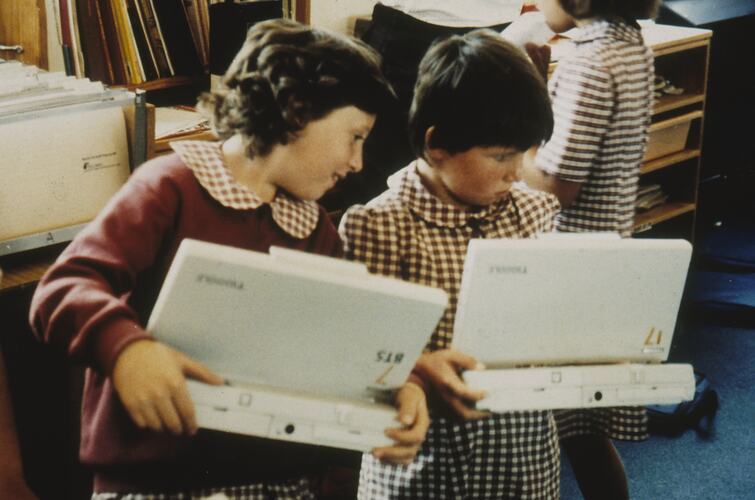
[[171, 140, 320, 239], [387, 160, 517, 228]]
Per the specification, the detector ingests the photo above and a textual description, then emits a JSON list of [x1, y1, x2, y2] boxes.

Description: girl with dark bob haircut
[[409, 29, 553, 158], [199, 18, 395, 159], [30, 18, 428, 500], [341, 31, 562, 499]]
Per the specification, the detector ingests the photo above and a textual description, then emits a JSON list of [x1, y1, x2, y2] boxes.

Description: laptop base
[[188, 380, 400, 452], [464, 363, 695, 412]]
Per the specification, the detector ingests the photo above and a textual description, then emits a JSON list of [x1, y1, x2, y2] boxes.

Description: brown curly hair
[[198, 19, 395, 158], [557, 0, 660, 20]]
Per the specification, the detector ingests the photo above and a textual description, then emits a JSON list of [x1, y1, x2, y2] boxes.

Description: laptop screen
[[453, 235, 692, 367], [147, 239, 447, 400]]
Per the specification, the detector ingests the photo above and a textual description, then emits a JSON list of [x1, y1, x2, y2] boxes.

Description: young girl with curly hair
[[29, 19, 423, 500]]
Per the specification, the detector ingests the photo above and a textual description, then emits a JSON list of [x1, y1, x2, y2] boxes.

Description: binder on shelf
[[69, 0, 207, 86], [97, 0, 129, 84], [135, 0, 174, 77], [125, 0, 159, 81], [182, 0, 210, 70], [75, 0, 116, 83], [151, 0, 203, 76], [108, 0, 142, 84]]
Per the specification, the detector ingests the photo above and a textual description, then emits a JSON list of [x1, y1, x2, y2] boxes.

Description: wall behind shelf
[[658, 3, 755, 225]]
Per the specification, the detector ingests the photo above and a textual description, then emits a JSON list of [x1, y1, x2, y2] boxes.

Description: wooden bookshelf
[[654, 93, 705, 115], [641, 149, 701, 174], [637, 26, 711, 240], [550, 25, 711, 240], [633, 202, 696, 231], [123, 74, 208, 92]]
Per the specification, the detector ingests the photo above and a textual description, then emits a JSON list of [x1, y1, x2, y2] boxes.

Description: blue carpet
[[560, 319, 755, 499], [684, 271, 755, 326], [561, 216, 755, 499], [697, 219, 755, 272]]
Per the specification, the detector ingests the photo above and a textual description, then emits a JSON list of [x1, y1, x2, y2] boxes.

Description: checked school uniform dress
[[339, 162, 561, 499], [534, 19, 655, 442], [31, 141, 343, 500]]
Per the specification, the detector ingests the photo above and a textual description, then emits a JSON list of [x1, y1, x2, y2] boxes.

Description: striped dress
[[536, 19, 655, 237], [536, 19, 655, 441], [340, 163, 561, 499]]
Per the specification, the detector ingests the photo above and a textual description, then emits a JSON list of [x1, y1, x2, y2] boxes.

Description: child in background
[[341, 30, 560, 498], [523, 0, 658, 236], [521, 1, 660, 498], [29, 19, 427, 499]]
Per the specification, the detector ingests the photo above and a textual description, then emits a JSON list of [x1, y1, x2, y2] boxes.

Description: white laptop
[[147, 239, 447, 451], [453, 234, 696, 412]]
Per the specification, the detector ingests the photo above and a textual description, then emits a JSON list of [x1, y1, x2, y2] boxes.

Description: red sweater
[[29, 152, 344, 492]]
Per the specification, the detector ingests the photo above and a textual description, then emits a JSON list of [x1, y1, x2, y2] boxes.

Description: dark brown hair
[[198, 18, 395, 158], [409, 29, 553, 158]]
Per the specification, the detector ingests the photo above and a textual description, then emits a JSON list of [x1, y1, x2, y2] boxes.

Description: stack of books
[[59, 0, 210, 85], [636, 183, 668, 212]]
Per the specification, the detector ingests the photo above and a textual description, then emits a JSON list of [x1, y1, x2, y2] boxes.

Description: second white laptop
[[453, 234, 695, 411], [147, 239, 448, 450]]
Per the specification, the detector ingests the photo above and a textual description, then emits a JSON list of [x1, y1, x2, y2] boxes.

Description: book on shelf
[[636, 184, 669, 211], [125, 0, 159, 81], [151, 0, 203, 77], [111, 0, 145, 84], [66, 0, 86, 77], [67, 0, 208, 85], [75, 0, 115, 83], [182, 0, 210, 71], [97, 0, 129, 84], [136, 0, 175, 78], [44, 0, 67, 73], [57, 0, 75, 75]]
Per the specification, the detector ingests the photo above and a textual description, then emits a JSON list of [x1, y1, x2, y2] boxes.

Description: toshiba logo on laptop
[[195, 273, 244, 290], [488, 265, 527, 275]]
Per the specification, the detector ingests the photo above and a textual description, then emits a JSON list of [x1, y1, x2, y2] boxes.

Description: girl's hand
[[372, 382, 429, 465], [112, 340, 224, 435], [413, 349, 489, 420]]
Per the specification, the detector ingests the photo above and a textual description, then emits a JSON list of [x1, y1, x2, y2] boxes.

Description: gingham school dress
[[340, 162, 561, 499], [90, 479, 317, 500], [535, 20, 655, 442]]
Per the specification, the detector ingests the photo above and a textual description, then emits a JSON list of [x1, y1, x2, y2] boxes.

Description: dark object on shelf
[[658, 1, 755, 224], [151, 0, 203, 76], [210, 0, 282, 76]]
